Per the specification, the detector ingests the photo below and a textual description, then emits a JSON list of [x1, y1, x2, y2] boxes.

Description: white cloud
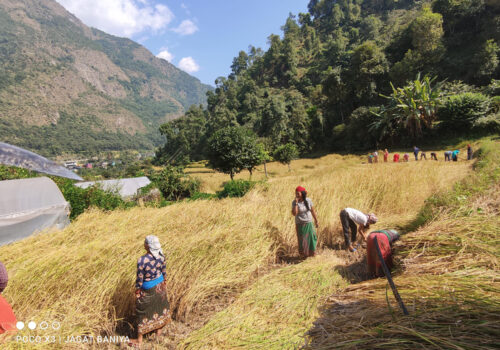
[[56, 0, 174, 37], [156, 49, 174, 62], [178, 57, 199, 73], [172, 19, 198, 36]]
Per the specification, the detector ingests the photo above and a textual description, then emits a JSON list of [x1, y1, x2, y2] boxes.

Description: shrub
[[473, 112, 500, 133], [149, 166, 201, 201], [490, 95, 500, 113], [484, 79, 500, 96], [438, 92, 490, 130], [217, 180, 256, 198], [0, 165, 36, 180], [55, 178, 131, 219]]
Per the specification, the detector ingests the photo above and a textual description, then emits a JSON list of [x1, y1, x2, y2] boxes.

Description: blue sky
[[56, 0, 309, 85]]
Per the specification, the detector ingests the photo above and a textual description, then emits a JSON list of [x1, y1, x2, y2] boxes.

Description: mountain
[[0, 0, 212, 156]]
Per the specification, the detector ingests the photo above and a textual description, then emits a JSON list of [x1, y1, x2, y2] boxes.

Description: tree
[[230, 51, 249, 79], [474, 39, 499, 79], [347, 41, 389, 101], [273, 143, 299, 171], [207, 126, 261, 180], [241, 142, 269, 177], [257, 143, 272, 178], [410, 6, 444, 55], [390, 7, 444, 83], [155, 105, 206, 165]]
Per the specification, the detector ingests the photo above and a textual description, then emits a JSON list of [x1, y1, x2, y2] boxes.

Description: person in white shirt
[[339, 208, 378, 252]]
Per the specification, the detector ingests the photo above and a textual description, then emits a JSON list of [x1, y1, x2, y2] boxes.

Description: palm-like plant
[[376, 73, 444, 139]]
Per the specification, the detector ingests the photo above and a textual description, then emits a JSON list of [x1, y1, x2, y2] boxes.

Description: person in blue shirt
[[413, 146, 420, 161], [452, 149, 460, 162], [444, 151, 452, 161]]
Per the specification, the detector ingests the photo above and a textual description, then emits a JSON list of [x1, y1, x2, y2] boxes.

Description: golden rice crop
[[304, 141, 500, 350], [0, 150, 470, 349]]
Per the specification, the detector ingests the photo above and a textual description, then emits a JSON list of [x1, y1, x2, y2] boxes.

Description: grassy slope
[[0, 147, 473, 349], [304, 140, 500, 349]]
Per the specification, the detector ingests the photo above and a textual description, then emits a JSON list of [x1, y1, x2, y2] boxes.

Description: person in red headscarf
[[0, 262, 17, 338], [292, 186, 319, 257]]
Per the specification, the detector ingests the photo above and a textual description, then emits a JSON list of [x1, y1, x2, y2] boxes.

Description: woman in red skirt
[[366, 229, 400, 277]]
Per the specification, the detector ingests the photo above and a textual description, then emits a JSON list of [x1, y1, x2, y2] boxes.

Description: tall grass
[[0, 151, 470, 349]]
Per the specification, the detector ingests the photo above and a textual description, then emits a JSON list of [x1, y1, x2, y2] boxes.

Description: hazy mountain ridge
[[0, 0, 212, 156]]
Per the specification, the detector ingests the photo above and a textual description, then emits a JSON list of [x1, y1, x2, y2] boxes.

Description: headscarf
[[145, 235, 164, 260], [0, 261, 8, 293], [368, 213, 378, 224], [295, 186, 306, 193]]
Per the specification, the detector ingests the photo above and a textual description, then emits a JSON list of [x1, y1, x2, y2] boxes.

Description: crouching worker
[[129, 236, 171, 348], [0, 262, 17, 340], [340, 208, 378, 252], [366, 229, 400, 277]]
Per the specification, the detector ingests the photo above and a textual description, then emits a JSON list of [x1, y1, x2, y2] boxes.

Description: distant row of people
[[291, 187, 398, 278], [368, 145, 473, 163]]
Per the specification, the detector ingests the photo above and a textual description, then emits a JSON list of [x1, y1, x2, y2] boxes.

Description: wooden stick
[[374, 236, 409, 315]]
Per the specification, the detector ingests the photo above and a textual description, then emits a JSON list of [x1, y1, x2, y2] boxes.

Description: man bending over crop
[[339, 208, 378, 252]]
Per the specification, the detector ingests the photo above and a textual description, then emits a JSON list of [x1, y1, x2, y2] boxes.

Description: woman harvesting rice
[[292, 186, 319, 257], [129, 236, 171, 347], [366, 229, 400, 277]]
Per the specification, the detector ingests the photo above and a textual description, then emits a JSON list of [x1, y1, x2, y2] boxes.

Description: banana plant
[[375, 73, 444, 139]]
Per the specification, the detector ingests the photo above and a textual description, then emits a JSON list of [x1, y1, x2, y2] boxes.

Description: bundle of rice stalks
[[305, 270, 499, 349]]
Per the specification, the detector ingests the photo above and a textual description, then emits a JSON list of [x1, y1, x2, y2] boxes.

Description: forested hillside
[[0, 0, 212, 156], [157, 0, 500, 163]]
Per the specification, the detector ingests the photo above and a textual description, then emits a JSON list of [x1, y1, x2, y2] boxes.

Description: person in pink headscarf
[[292, 186, 319, 257]]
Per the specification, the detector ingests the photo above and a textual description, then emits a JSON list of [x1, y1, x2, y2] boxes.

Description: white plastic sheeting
[[75, 177, 151, 198], [0, 177, 70, 246], [0, 142, 83, 181]]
